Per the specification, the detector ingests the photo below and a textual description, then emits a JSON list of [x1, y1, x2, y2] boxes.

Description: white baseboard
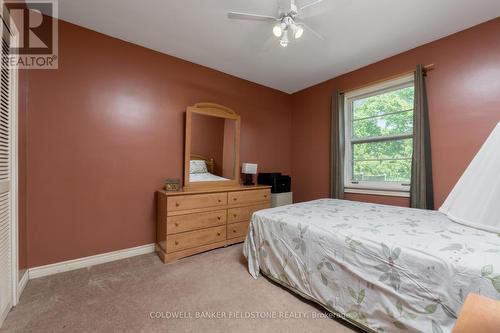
[[28, 243, 155, 279], [17, 270, 28, 300]]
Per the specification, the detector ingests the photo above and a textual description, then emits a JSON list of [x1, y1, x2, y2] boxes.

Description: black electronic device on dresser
[[257, 172, 291, 193]]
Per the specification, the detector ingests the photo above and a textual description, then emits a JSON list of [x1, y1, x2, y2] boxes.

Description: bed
[[189, 172, 229, 182], [189, 154, 230, 182], [243, 199, 500, 333]]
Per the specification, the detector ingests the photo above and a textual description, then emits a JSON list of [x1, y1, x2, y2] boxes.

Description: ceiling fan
[[228, 0, 325, 48]]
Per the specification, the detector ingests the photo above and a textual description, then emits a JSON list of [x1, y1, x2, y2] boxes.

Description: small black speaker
[[257, 172, 291, 193]]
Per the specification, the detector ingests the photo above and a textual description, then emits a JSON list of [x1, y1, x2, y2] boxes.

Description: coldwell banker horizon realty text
[[2, 0, 58, 69]]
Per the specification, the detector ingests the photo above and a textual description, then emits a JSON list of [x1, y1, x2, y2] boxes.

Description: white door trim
[[10, 45, 19, 307], [0, 6, 20, 324], [17, 270, 28, 299]]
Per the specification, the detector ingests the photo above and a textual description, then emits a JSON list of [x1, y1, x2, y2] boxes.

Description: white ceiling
[[50, 0, 500, 93]]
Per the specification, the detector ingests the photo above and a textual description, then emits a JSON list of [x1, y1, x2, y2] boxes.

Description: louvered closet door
[[0, 25, 12, 323]]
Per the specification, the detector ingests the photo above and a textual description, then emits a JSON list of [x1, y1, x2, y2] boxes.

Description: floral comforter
[[243, 199, 500, 333]]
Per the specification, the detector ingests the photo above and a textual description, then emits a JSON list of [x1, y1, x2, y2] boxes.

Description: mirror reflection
[[189, 113, 236, 182]]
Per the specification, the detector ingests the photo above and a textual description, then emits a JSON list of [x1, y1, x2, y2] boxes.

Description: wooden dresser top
[[157, 185, 271, 197]]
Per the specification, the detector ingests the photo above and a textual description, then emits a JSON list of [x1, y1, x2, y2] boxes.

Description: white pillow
[[190, 160, 208, 174]]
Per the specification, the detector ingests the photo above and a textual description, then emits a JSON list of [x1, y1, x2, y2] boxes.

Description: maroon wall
[[20, 16, 500, 268], [191, 113, 225, 175], [291, 17, 500, 206], [23, 19, 292, 267]]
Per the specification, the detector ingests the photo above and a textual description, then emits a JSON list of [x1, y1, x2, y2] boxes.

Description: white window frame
[[344, 74, 414, 197]]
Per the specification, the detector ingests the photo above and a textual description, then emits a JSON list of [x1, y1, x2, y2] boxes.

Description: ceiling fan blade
[[300, 0, 339, 19], [228, 12, 279, 22], [299, 0, 324, 11], [301, 22, 324, 40]]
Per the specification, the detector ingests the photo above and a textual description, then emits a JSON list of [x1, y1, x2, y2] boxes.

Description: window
[[344, 75, 414, 196]]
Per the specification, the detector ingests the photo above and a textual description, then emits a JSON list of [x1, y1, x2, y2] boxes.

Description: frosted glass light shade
[[273, 25, 282, 37], [242, 163, 258, 175], [294, 25, 304, 39], [439, 122, 500, 233]]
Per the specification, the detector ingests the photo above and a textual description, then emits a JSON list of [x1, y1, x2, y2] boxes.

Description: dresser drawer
[[227, 221, 250, 239], [167, 210, 226, 235], [227, 203, 270, 224], [228, 189, 270, 205], [167, 226, 226, 253], [167, 193, 227, 212]]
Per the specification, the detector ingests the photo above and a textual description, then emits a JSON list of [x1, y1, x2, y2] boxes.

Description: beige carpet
[[2, 244, 360, 333]]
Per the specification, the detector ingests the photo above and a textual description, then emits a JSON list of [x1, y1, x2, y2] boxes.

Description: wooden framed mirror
[[184, 103, 241, 189]]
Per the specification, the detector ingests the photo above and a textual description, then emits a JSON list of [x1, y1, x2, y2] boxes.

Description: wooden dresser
[[156, 185, 271, 263]]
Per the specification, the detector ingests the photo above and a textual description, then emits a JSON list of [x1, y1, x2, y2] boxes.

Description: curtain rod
[[340, 64, 435, 94]]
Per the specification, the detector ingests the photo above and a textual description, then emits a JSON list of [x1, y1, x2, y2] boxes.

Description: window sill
[[344, 188, 410, 198]]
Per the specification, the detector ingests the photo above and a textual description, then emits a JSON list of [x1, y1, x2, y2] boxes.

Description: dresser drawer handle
[[175, 223, 179, 227], [175, 241, 179, 245], [217, 216, 221, 220], [233, 229, 236, 233], [264, 194, 268, 198], [233, 198, 237, 201], [217, 232, 221, 236], [175, 202, 180, 207], [218, 199, 222, 203], [233, 214, 237, 218]]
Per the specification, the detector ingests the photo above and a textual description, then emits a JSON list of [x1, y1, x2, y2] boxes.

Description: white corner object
[[241, 163, 258, 174], [29, 243, 155, 279], [271, 192, 293, 208], [17, 270, 28, 299], [439, 122, 500, 233]]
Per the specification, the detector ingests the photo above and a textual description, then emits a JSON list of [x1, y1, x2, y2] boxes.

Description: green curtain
[[410, 65, 434, 209], [331, 90, 345, 199]]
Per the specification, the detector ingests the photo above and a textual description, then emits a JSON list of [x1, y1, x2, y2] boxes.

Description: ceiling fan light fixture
[[280, 30, 289, 47], [273, 24, 282, 37], [227, 0, 325, 48], [294, 25, 304, 39]]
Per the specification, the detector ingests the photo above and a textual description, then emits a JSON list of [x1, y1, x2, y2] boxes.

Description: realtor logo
[[2, 0, 58, 69]]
